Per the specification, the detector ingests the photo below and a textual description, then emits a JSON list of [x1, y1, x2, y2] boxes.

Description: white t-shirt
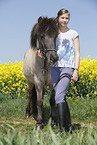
[[55, 29, 79, 68]]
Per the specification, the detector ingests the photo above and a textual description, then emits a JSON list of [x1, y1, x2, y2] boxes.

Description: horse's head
[[30, 17, 59, 65]]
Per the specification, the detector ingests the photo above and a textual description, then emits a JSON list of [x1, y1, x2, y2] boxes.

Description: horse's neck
[[31, 48, 50, 71], [36, 51, 50, 70], [35, 49, 44, 67]]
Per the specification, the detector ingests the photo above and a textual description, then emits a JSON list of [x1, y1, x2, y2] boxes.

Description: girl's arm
[[71, 36, 80, 82], [74, 36, 80, 70]]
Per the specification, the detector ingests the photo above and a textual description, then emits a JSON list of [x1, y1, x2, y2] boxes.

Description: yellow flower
[[94, 91, 97, 95], [86, 94, 89, 97], [74, 86, 77, 93], [6, 91, 9, 94], [47, 86, 49, 89], [18, 88, 21, 91], [10, 77, 13, 80], [11, 87, 15, 90], [15, 60, 18, 64], [21, 84, 23, 88], [9, 80, 12, 84], [22, 88, 25, 92], [18, 93, 20, 96], [2, 83, 5, 87]]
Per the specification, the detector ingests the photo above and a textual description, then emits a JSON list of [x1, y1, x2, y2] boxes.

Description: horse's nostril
[[50, 56, 54, 61], [50, 55, 59, 64], [50, 55, 56, 62]]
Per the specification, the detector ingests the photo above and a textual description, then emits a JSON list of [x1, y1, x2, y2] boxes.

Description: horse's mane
[[30, 17, 58, 48]]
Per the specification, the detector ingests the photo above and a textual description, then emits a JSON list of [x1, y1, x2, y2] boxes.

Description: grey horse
[[23, 17, 59, 129]]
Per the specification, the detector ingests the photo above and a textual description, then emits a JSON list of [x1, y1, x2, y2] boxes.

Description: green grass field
[[0, 92, 97, 144]]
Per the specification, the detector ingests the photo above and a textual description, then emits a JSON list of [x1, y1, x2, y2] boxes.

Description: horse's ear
[[38, 16, 42, 23]]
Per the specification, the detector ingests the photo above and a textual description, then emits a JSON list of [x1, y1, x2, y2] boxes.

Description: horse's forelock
[[38, 17, 58, 37]]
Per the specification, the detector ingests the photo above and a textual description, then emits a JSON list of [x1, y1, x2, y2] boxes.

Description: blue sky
[[0, 0, 97, 63]]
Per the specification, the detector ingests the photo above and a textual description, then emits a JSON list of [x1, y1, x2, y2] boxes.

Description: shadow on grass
[[72, 123, 81, 131]]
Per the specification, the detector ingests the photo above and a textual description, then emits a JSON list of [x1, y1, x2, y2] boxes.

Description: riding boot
[[65, 101, 72, 132], [57, 102, 67, 134]]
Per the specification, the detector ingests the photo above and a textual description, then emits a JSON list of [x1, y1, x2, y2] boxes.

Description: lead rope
[[41, 53, 48, 91], [53, 73, 72, 89]]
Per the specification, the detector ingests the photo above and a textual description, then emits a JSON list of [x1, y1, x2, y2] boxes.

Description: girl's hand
[[71, 70, 78, 82], [38, 49, 44, 58]]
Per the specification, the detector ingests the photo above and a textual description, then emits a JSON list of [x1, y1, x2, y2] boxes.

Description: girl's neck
[[59, 26, 69, 33]]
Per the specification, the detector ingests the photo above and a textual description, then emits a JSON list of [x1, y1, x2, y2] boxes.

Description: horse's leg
[[26, 82, 33, 118], [35, 84, 44, 129], [49, 86, 57, 127], [31, 85, 37, 115]]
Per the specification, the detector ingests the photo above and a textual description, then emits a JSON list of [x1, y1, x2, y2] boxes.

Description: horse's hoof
[[52, 122, 58, 127], [26, 115, 29, 118], [36, 125, 43, 130], [25, 114, 30, 118], [36, 123, 44, 130]]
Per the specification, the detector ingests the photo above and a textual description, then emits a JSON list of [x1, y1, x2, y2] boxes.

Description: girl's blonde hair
[[57, 8, 70, 18]]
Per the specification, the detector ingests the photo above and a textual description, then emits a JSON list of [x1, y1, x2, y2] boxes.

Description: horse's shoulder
[[24, 48, 37, 58]]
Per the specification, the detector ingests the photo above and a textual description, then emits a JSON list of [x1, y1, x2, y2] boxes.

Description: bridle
[[37, 35, 57, 75]]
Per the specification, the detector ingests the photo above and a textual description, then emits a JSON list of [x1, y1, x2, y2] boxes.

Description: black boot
[[57, 102, 67, 134], [65, 101, 72, 132]]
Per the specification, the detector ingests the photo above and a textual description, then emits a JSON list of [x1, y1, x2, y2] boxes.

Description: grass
[[0, 93, 97, 144]]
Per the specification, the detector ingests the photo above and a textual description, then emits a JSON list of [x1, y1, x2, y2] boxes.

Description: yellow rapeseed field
[[0, 56, 97, 98], [0, 60, 27, 97]]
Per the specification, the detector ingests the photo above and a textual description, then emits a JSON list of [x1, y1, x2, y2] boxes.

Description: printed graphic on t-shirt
[[56, 38, 74, 67]]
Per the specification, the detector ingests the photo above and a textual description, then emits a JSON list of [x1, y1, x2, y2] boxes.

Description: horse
[[23, 16, 59, 129]]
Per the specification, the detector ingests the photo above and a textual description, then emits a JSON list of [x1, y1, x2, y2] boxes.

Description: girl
[[51, 8, 80, 133]]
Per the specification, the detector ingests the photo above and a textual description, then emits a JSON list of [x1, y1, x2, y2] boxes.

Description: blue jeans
[[51, 67, 73, 104]]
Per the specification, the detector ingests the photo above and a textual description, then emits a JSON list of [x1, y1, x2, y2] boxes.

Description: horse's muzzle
[[49, 54, 59, 65]]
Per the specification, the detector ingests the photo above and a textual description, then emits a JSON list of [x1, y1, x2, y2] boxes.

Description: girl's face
[[58, 13, 70, 28]]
